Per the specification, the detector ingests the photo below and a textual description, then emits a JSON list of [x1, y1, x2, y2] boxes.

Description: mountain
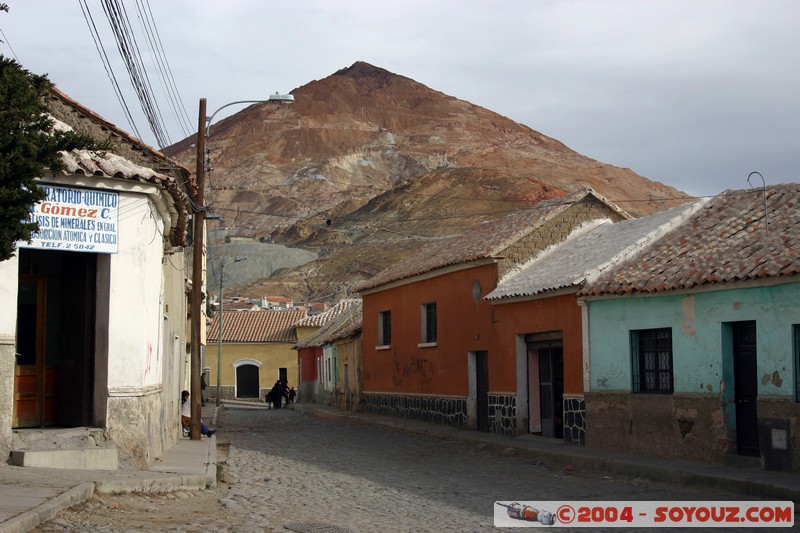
[[165, 61, 686, 302]]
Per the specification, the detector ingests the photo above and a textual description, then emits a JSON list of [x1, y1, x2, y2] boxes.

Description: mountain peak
[[333, 61, 399, 83]]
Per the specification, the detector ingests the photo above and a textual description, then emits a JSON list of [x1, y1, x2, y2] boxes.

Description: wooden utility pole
[[189, 98, 207, 440]]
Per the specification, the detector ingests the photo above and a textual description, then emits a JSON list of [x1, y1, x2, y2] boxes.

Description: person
[[269, 380, 283, 409], [200, 371, 208, 406], [287, 387, 296, 404], [281, 379, 290, 405], [181, 390, 215, 437]]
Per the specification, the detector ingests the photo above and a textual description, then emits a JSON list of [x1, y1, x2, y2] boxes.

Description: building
[[580, 184, 800, 471], [485, 200, 705, 444], [207, 309, 307, 400], [0, 87, 194, 468], [356, 189, 628, 434], [295, 300, 362, 408]]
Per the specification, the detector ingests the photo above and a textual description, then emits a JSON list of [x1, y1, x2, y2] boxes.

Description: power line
[[79, 0, 143, 141]]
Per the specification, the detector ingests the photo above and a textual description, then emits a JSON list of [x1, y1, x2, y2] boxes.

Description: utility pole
[[189, 98, 207, 440]]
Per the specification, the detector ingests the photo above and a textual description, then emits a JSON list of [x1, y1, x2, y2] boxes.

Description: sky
[[1, 0, 798, 197]]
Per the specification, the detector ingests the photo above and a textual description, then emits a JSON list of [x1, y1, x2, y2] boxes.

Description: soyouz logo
[[494, 501, 794, 528]]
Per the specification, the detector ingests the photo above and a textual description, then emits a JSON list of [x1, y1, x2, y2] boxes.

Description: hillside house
[[580, 183, 800, 471], [355, 189, 628, 434], [484, 200, 705, 444], [207, 309, 307, 400], [0, 87, 194, 468]]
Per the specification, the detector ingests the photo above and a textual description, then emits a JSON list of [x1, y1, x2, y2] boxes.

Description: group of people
[[265, 379, 296, 409]]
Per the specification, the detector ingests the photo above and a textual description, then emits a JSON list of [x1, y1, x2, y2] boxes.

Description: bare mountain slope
[[166, 62, 686, 301]]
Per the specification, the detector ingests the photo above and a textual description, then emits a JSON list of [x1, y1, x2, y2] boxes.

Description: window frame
[[420, 301, 438, 345], [631, 327, 674, 394], [377, 310, 391, 348]]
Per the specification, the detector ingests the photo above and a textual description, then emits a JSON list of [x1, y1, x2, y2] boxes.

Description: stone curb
[[0, 482, 94, 533]]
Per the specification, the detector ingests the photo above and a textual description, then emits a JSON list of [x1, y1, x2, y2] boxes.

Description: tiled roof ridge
[[208, 308, 307, 343], [295, 301, 362, 348], [486, 199, 709, 301], [580, 183, 800, 297], [356, 188, 623, 292], [55, 149, 191, 247], [295, 298, 360, 327], [49, 86, 189, 174]]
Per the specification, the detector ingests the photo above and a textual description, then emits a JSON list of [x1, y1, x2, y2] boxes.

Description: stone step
[[10, 427, 118, 470], [9, 447, 119, 470]]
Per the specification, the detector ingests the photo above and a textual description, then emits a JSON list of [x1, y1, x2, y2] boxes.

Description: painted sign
[[21, 184, 120, 254]]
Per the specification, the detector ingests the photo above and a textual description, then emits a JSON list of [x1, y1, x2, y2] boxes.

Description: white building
[[0, 89, 196, 468]]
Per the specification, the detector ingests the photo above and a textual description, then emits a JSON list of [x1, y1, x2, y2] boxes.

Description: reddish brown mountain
[[166, 62, 686, 301]]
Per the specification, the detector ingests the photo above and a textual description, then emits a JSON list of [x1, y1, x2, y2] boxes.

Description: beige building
[[207, 309, 307, 400]]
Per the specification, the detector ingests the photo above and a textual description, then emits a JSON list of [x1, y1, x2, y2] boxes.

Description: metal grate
[[284, 522, 352, 533]]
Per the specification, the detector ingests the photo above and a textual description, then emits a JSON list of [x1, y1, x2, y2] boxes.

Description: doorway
[[236, 364, 260, 398], [526, 332, 564, 439], [475, 351, 489, 432], [732, 321, 759, 457], [14, 249, 96, 428]]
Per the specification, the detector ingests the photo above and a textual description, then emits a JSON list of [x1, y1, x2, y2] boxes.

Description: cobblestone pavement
[[33, 406, 763, 533]]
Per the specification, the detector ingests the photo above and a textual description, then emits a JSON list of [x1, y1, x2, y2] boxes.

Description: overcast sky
[[2, 1, 798, 197]]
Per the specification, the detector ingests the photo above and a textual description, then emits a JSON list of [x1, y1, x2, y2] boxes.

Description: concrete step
[[10, 427, 119, 470]]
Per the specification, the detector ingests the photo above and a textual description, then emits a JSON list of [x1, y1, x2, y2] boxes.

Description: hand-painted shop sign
[[22, 184, 120, 254]]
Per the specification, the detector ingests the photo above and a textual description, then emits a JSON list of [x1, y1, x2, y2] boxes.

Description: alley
[[34, 405, 757, 532]]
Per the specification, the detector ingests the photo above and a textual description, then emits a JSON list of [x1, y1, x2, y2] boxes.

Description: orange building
[[356, 189, 628, 437]]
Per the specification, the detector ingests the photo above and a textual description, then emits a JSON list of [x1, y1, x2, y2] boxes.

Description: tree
[[0, 56, 97, 260]]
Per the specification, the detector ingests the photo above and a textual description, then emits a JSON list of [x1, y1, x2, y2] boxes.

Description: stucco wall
[[334, 335, 363, 410], [361, 263, 498, 396], [586, 281, 800, 466], [208, 342, 298, 399]]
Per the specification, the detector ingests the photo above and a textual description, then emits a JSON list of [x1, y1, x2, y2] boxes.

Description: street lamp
[[216, 255, 247, 407], [189, 93, 293, 439]]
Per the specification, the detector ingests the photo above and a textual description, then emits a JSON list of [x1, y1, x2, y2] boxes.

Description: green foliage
[[0, 55, 97, 261]]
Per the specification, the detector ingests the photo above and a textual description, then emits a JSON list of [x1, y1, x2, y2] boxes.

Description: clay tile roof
[[208, 309, 307, 343], [580, 183, 800, 297], [57, 149, 191, 246], [296, 298, 360, 327], [295, 300, 362, 349], [487, 199, 707, 300], [356, 188, 629, 292]]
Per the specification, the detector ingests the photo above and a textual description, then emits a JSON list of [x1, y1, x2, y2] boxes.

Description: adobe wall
[[586, 391, 800, 470], [497, 197, 627, 279]]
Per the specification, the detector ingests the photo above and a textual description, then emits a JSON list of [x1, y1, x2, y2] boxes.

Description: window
[[794, 325, 800, 402], [631, 328, 673, 394], [421, 302, 437, 344], [378, 310, 391, 346]]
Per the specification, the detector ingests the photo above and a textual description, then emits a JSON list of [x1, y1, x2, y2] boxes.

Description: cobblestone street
[[34, 405, 754, 532]]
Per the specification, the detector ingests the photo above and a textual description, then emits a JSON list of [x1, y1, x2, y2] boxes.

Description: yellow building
[[207, 309, 307, 400]]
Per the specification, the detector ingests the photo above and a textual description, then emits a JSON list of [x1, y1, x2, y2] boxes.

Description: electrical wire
[[79, 0, 143, 141]]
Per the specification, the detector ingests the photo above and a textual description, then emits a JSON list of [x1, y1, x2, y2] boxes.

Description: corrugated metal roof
[[355, 188, 629, 292], [580, 183, 800, 297], [295, 300, 362, 349], [208, 309, 307, 343], [487, 200, 707, 300]]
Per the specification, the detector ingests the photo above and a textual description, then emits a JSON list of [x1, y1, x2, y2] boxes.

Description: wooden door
[[14, 277, 46, 427], [733, 321, 759, 456]]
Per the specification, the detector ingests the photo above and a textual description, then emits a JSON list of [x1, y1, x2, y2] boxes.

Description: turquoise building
[[581, 183, 800, 471]]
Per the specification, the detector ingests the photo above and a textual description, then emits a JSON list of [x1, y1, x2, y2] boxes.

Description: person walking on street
[[270, 381, 283, 409], [200, 371, 208, 406]]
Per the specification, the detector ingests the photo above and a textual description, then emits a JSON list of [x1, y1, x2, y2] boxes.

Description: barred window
[[631, 328, 673, 394]]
